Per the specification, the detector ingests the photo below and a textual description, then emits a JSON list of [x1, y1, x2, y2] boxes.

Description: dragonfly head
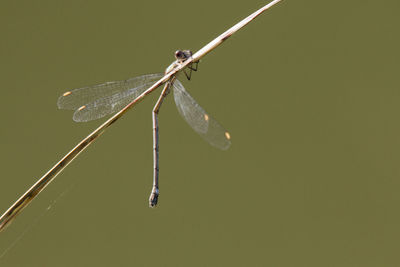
[[175, 50, 192, 63]]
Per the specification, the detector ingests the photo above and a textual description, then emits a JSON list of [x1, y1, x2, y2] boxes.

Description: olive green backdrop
[[1, 0, 399, 266]]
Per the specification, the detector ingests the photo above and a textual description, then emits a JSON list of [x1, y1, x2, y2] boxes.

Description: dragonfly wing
[[72, 80, 158, 122], [57, 73, 164, 122], [173, 79, 231, 150]]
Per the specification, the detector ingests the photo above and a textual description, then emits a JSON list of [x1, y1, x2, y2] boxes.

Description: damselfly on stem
[[0, 0, 282, 232]]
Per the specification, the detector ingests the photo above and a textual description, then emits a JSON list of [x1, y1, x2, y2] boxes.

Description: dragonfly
[[0, 0, 282, 232], [57, 50, 232, 207]]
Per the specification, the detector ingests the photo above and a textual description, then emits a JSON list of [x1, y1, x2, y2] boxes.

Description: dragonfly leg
[[183, 68, 192, 81], [149, 79, 174, 207], [183, 61, 200, 80], [189, 61, 199, 71]]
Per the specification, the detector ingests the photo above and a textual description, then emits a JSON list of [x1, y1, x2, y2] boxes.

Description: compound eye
[[175, 50, 184, 59]]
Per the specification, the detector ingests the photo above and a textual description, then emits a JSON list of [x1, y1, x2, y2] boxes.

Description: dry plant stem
[[0, 0, 282, 232]]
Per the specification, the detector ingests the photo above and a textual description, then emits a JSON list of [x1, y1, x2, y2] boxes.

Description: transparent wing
[[173, 79, 231, 150], [57, 73, 164, 122]]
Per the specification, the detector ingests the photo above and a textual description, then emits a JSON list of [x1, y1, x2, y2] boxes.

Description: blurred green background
[[1, 0, 400, 266]]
